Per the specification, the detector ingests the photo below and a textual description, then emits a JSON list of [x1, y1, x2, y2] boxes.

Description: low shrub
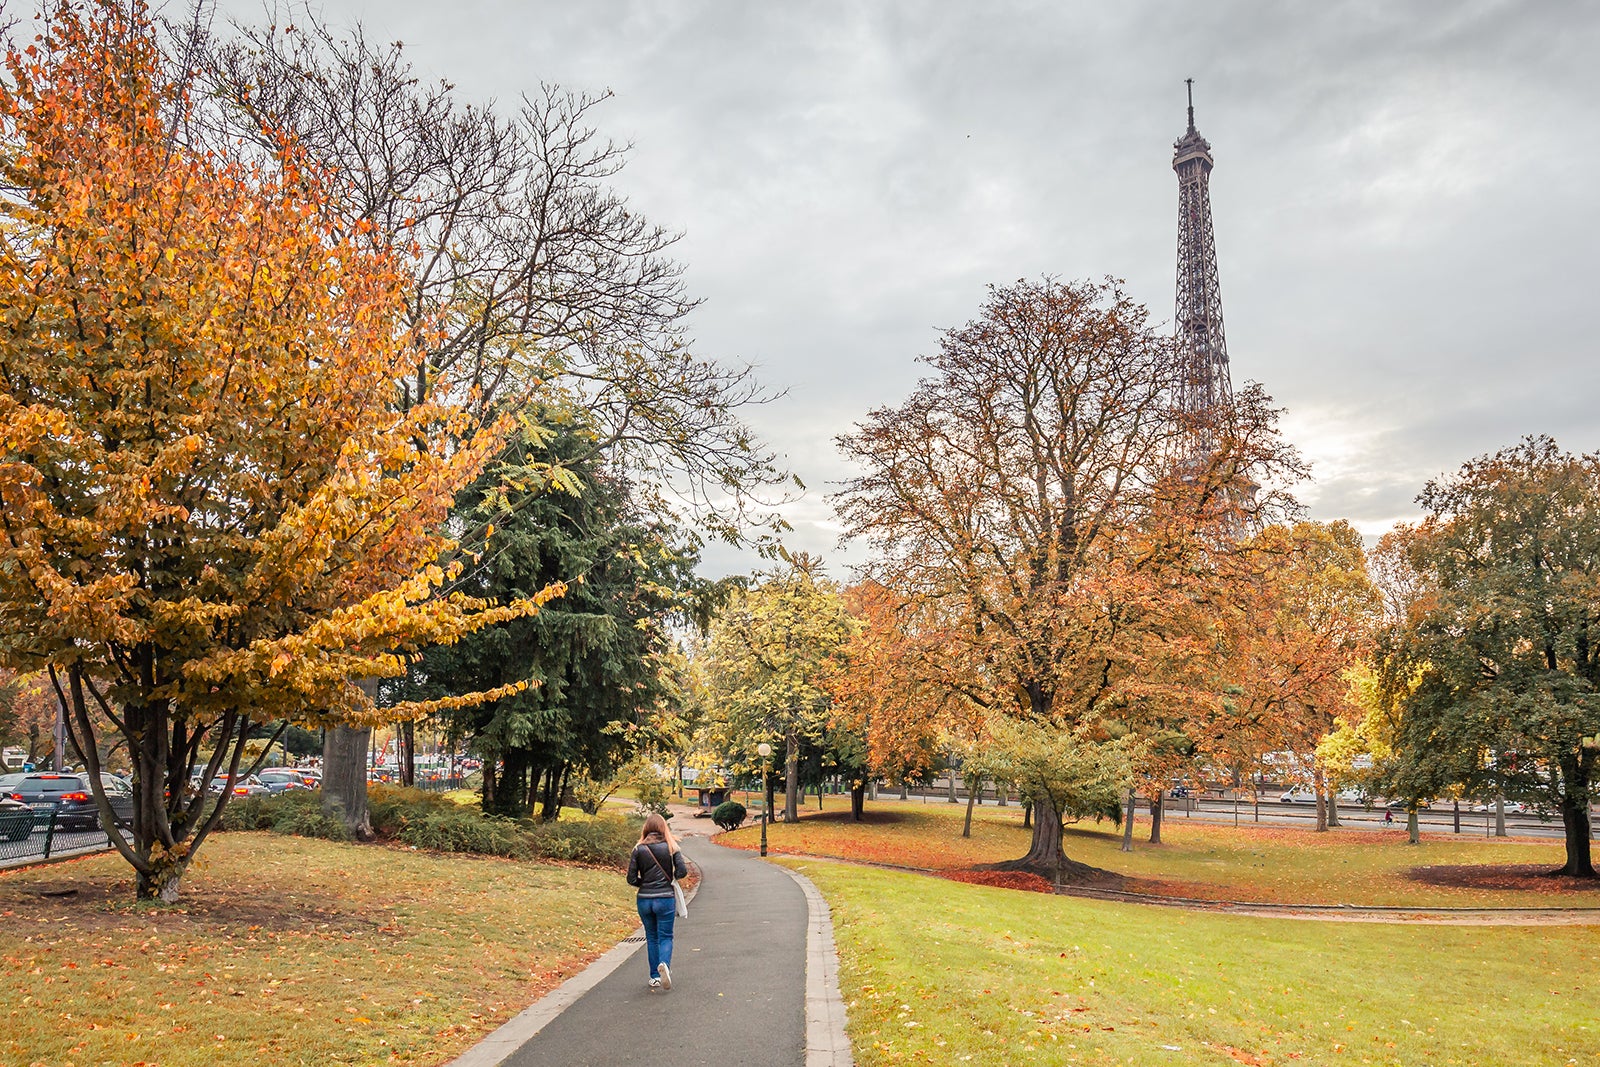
[[712, 800, 747, 832], [367, 784, 463, 836], [215, 794, 276, 831], [214, 789, 351, 841], [526, 813, 639, 865], [396, 809, 531, 858], [271, 802, 354, 842]]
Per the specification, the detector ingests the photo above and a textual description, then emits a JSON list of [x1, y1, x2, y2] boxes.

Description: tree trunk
[[899, 781, 909, 800], [1120, 788, 1136, 852], [1453, 799, 1462, 834], [1314, 790, 1328, 832], [1018, 790, 1063, 868], [136, 867, 186, 903], [947, 766, 958, 803], [850, 781, 865, 821], [1022, 798, 1032, 829], [322, 724, 374, 840], [1495, 795, 1507, 837], [868, 779, 877, 801], [1326, 788, 1341, 828], [784, 729, 800, 822], [963, 778, 977, 838], [1557, 801, 1597, 877], [1149, 792, 1163, 844], [399, 720, 415, 787], [1407, 808, 1420, 845], [997, 783, 1008, 807]]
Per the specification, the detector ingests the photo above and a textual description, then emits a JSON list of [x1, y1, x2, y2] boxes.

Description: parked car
[[256, 768, 313, 794], [1384, 797, 1432, 810], [207, 775, 271, 798], [1278, 789, 1317, 804], [0, 794, 36, 841], [1168, 785, 1192, 799], [7, 772, 134, 830]]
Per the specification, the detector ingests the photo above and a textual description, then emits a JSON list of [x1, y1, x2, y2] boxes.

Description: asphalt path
[[498, 833, 809, 1067]]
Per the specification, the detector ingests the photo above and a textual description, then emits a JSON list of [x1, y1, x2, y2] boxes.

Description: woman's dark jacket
[[627, 833, 687, 898]]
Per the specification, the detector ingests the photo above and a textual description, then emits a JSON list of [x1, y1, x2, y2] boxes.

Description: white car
[[1278, 789, 1317, 804]]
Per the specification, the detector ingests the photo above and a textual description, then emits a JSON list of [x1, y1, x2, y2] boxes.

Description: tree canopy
[[1380, 436, 1600, 876], [834, 277, 1302, 873], [0, 0, 543, 899]]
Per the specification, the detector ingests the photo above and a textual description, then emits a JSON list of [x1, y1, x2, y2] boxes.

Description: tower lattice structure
[[1172, 79, 1232, 416]]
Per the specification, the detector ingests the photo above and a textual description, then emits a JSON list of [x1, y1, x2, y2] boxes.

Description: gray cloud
[[210, 0, 1600, 574]]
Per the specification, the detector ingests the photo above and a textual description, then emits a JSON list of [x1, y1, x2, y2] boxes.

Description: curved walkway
[[449, 812, 851, 1067]]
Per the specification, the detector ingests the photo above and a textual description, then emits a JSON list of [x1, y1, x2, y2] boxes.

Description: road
[[878, 788, 1587, 840], [1142, 796, 1581, 839]]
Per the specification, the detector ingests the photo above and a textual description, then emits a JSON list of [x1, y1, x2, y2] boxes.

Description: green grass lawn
[[723, 801, 1598, 907], [794, 860, 1600, 1066], [0, 832, 637, 1066]]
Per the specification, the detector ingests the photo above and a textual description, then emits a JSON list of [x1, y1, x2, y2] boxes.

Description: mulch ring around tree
[[1407, 863, 1600, 893]]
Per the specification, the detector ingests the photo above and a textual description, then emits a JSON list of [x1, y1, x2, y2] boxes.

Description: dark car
[[7, 772, 134, 831]]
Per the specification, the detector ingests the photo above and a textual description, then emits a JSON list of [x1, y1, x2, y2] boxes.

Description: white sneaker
[[657, 962, 672, 991], [648, 977, 661, 991]]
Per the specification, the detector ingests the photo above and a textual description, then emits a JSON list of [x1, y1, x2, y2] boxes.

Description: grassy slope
[[724, 801, 1596, 907], [795, 860, 1600, 1067], [0, 832, 636, 1066]]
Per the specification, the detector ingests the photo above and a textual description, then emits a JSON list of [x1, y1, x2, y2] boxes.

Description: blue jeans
[[637, 895, 676, 978]]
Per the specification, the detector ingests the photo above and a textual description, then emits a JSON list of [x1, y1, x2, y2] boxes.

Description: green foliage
[[525, 814, 640, 864], [222, 783, 638, 863], [979, 718, 1130, 829], [1380, 436, 1600, 873], [569, 769, 619, 815], [215, 790, 351, 842], [396, 809, 532, 858], [393, 419, 707, 819], [711, 800, 747, 831], [623, 760, 674, 817], [700, 560, 861, 820]]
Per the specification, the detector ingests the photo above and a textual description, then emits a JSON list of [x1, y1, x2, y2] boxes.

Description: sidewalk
[[450, 801, 851, 1067]]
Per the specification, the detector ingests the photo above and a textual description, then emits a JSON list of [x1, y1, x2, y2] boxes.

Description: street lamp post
[[757, 742, 772, 857]]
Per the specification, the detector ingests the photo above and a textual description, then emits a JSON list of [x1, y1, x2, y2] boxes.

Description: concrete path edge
[[775, 862, 854, 1067]]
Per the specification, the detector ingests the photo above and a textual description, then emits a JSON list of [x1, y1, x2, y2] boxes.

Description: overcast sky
[[208, 0, 1600, 577]]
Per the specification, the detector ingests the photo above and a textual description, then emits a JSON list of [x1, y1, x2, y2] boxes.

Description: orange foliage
[[0, 1, 550, 898], [939, 869, 1055, 893]]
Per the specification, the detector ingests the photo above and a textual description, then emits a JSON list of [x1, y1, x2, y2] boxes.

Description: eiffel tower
[[1172, 79, 1232, 416]]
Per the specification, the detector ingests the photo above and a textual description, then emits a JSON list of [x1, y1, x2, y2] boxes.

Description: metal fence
[[0, 808, 119, 867]]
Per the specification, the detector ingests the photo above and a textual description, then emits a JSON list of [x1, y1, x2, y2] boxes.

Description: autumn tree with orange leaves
[[0, 1, 549, 901], [835, 278, 1302, 877], [831, 581, 969, 820], [1219, 521, 1379, 831]]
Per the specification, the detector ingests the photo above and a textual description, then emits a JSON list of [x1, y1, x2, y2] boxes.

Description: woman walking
[[627, 812, 687, 991]]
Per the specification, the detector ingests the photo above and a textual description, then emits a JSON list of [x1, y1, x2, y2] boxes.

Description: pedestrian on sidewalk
[[627, 812, 687, 992]]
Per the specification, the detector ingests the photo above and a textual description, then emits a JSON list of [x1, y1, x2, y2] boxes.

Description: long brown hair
[[638, 812, 680, 853]]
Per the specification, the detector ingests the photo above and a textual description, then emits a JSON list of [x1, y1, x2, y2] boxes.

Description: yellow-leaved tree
[[0, 0, 552, 900]]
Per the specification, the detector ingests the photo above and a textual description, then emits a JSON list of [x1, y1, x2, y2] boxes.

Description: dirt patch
[[0, 874, 384, 937], [1407, 863, 1600, 893]]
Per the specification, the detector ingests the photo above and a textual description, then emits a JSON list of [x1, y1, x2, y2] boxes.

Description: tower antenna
[[1185, 77, 1195, 132]]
